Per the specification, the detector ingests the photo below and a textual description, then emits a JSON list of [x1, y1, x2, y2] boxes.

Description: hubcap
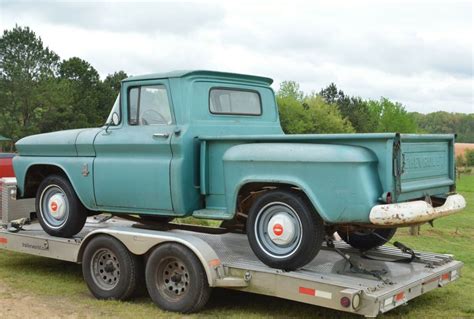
[[39, 184, 70, 229], [254, 202, 303, 259], [48, 193, 67, 220], [267, 213, 297, 245], [91, 248, 120, 290], [156, 257, 190, 299]]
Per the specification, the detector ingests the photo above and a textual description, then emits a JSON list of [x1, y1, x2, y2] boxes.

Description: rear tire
[[36, 174, 87, 237], [82, 235, 140, 300], [145, 243, 211, 313], [337, 228, 397, 250], [246, 189, 325, 271]]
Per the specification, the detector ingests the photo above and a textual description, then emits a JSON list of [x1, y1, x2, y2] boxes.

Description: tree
[[0, 25, 60, 140], [466, 150, 474, 166], [456, 154, 466, 167], [58, 57, 103, 127], [319, 83, 378, 132], [98, 71, 128, 121], [368, 98, 418, 133], [278, 81, 304, 101], [277, 88, 354, 134], [413, 112, 474, 143]]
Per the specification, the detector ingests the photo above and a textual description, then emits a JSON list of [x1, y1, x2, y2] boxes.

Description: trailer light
[[441, 273, 450, 281], [10, 187, 16, 200], [352, 294, 361, 309], [340, 296, 351, 308], [386, 192, 392, 204], [395, 292, 405, 302]]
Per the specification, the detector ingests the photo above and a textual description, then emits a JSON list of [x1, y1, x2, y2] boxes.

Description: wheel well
[[235, 182, 314, 220], [23, 165, 68, 198]]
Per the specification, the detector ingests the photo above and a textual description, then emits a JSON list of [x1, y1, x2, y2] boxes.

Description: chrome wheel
[[39, 184, 69, 229], [156, 257, 190, 300], [90, 248, 120, 291], [254, 202, 303, 259]]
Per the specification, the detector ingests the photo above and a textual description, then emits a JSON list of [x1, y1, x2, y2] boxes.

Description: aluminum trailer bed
[[0, 217, 463, 318]]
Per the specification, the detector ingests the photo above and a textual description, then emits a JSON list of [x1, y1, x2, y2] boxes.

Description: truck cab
[[93, 71, 282, 217]]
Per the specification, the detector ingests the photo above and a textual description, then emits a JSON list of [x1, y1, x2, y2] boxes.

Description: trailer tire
[[82, 235, 140, 300], [36, 174, 87, 237], [145, 243, 211, 313], [337, 228, 397, 250], [247, 189, 324, 271]]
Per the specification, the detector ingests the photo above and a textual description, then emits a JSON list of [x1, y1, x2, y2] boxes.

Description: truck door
[[93, 81, 174, 212]]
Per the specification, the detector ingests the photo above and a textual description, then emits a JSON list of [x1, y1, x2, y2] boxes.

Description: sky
[[1, 0, 473, 113]]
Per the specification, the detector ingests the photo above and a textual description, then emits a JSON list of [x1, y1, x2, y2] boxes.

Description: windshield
[[105, 94, 120, 125]]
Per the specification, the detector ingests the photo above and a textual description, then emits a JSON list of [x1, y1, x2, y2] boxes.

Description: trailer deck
[[0, 217, 463, 318]]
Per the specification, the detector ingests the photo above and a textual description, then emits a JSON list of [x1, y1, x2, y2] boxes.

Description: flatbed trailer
[[0, 216, 463, 318]]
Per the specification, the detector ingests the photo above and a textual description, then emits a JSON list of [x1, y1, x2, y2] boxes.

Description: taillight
[[340, 296, 351, 308], [386, 192, 392, 204]]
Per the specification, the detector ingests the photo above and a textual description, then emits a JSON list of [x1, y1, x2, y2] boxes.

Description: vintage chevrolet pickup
[[12, 70, 466, 270]]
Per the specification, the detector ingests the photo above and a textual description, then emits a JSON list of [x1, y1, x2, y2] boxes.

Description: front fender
[[13, 156, 97, 210], [223, 143, 382, 223]]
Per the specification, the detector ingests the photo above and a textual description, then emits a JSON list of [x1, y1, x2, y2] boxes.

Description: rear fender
[[223, 143, 382, 223]]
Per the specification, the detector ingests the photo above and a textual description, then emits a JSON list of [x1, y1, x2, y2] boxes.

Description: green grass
[[0, 177, 473, 318]]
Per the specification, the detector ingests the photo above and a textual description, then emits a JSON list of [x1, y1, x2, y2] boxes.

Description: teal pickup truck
[[13, 70, 466, 270]]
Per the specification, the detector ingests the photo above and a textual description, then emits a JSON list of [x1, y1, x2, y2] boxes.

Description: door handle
[[153, 133, 170, 138]]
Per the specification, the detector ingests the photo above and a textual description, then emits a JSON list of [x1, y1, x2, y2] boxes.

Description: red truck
[[0, 153, 15, 178]]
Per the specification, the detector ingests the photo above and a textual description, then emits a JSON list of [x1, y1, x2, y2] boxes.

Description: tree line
[[277, 81, 473, 142], [1, 26, 473, 146]]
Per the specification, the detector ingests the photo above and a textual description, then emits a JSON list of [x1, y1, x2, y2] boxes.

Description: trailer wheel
[[337, 228, 397, 250], [82, 235, 140, 300], [145, 243, 211, 313], [247, 189, 325, 271], [36, 175, 87, 237]]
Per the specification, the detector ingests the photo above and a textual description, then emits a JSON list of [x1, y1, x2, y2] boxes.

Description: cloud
[[0, 0, 472, 113], [1, 1, 225, 35]]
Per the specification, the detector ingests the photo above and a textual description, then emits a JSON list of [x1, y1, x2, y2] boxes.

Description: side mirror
[[112, 112, 120, 126]]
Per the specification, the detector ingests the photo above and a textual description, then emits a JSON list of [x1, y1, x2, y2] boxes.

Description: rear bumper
[[369, 194, 466, 226]]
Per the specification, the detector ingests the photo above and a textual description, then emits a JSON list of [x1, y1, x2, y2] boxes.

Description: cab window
[[128, 85, 173, 125], [209, 88, 262, 115]]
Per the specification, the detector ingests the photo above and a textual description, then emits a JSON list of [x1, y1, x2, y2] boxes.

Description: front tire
[[247, 190, 325, 271], [337, 228, 397, 250], [36, 174, 87, 237]]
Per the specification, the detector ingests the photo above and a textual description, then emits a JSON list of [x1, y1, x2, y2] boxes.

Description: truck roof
[[123, 70, 273, 85]]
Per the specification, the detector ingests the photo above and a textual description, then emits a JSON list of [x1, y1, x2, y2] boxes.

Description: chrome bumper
[[369, 194, 466, 226]]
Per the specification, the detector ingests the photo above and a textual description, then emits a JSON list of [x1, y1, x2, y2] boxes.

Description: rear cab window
[[209, 88, 262, 115]]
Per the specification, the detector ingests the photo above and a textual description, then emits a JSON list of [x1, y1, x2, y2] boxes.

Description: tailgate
[[396, 134, 455, 200]]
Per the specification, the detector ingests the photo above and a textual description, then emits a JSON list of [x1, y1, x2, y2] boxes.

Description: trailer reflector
[[298, 287, 332, 299], [395, 292, 405, 302], [0, 237, 7, 244], [441, 273, 450, 281], [209, 259, 221, 267], [340, 296, 351, 308]]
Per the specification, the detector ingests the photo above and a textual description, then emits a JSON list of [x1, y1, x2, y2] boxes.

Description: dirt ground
[[455, 143, 474, 157], [0, 281, 94, 319]]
